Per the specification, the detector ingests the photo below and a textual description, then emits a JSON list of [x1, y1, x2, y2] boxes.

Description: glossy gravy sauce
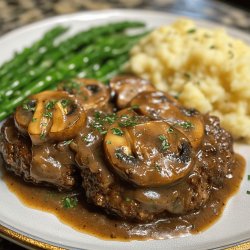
[[1, 155, 245, 241]]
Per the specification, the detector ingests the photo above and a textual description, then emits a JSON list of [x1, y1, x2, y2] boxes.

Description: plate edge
[[0, 223, 65, 250], [0, 8, 249, 250]]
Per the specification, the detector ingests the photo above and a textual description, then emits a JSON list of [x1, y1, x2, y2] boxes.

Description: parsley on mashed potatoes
[[127, 19, 250, 142]]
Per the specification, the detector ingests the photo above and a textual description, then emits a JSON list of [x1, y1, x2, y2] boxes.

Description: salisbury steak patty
[[73, 112, 235, 221], [69, 76, 238, 222], [0, 117, 78, 190], [0, 117, 32, 181]]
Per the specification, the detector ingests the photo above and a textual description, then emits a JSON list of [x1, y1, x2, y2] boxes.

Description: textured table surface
[[0, 0, 249, 249]]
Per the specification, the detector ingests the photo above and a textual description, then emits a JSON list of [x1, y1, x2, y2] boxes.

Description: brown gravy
[[1, 154, 245, 241]]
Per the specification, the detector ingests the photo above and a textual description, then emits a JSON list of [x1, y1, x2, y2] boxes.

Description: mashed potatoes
[[127, 19, 250, 142]]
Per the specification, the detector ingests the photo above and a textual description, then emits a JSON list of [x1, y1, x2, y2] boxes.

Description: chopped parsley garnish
[[111, 127, 124, 136], [41, 122, 48, 127], [247, 191, 250, 195], [177, 121, 194, 129], [248, 175, 250, 181], [187, 28, 196, 34], [40, 132, 46, 140], [90, 111, 116, 135], [103, 113, 117, 124], [94, 111, 101, 119], [100, 130, 107, 135], [62, 197, 78, 208], [32, 117, 37, 122], [45, 100, 57, 110], [91, 112, 137, 135], [82, 133, 95, 144], [22, 99, 36, 112], [115, 151, 124, 160], [61, 99, 71, 108], [118, 116, 138, 127], [158, 135, 170, 151], [43, 100, 57, 118], [168, 127, 174, 133], [210, 45, 216, 49], [43, 111, 52, 118], [106, 140, 112, 145], [62, 139, 73, 146]]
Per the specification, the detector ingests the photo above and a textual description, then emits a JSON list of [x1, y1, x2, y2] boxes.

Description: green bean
[[0, 26, 68, 79]]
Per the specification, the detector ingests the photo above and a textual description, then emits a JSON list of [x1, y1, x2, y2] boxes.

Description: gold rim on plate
[[1, 222, 250, 250], [0, 223, 64, 250]]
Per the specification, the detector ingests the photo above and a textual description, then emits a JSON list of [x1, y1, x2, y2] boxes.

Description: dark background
[[0, 0, 249, 249]]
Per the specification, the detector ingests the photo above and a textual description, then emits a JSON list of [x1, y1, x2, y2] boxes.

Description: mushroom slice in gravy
[[131, 91, 204, 149], [104, 109, 195, 187], [15, 90, 86, 145], [110, 75, 155, 109], [58, 78, 111, 111]]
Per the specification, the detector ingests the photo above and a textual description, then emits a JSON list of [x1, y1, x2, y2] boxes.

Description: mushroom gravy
[[1, 154, 245, 241]]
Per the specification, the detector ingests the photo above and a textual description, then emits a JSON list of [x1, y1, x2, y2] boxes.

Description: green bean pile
[[0, 21, 147, 121]]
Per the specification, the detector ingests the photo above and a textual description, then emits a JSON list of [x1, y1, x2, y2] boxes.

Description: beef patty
[[0, 77, 239, 222], [0, 117, 78, 190]]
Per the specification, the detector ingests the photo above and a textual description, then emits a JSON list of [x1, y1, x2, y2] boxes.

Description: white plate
[[0, 9, 250, 250]]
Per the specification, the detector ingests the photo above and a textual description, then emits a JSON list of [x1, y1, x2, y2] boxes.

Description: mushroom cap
[[58, 78, 111, 111], [110, 75, 155, 109], [131, 91, 204, 149], [104, 109, 195, 187], [14, 90, 86, 145]]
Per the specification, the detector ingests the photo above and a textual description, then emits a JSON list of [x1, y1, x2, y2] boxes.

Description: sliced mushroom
[[130, 91, 204, 149], [104, 110, 195, 188], [14, 99, 36, 134], [15, 90, 86, 145], [58, 78, 111, 111], [109, 76, 155, 109]]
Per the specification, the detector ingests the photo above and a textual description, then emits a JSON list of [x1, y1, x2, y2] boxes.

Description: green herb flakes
[[62, 197, 78, 208], [115, 151, 124, 160], [61, 99, 71, 108], [82, 133, 94, 144], [178, 121, 194, 129], [22, 99, 35, 112], [40, 132, 46, 140], [158, 135, 170, 151], [43, 111, 52, 118], [62, 139, 73, 146], [45, 100, 56, 110], [91, 112, 116, 135], [118, 116, 138, 127], [187, 28, 196, 34], [168, 127, 174, 133], [111, 127, 124, 136]]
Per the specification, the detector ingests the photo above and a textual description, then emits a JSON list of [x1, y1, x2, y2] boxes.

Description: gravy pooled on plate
[[0, 76, 245, 240]]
